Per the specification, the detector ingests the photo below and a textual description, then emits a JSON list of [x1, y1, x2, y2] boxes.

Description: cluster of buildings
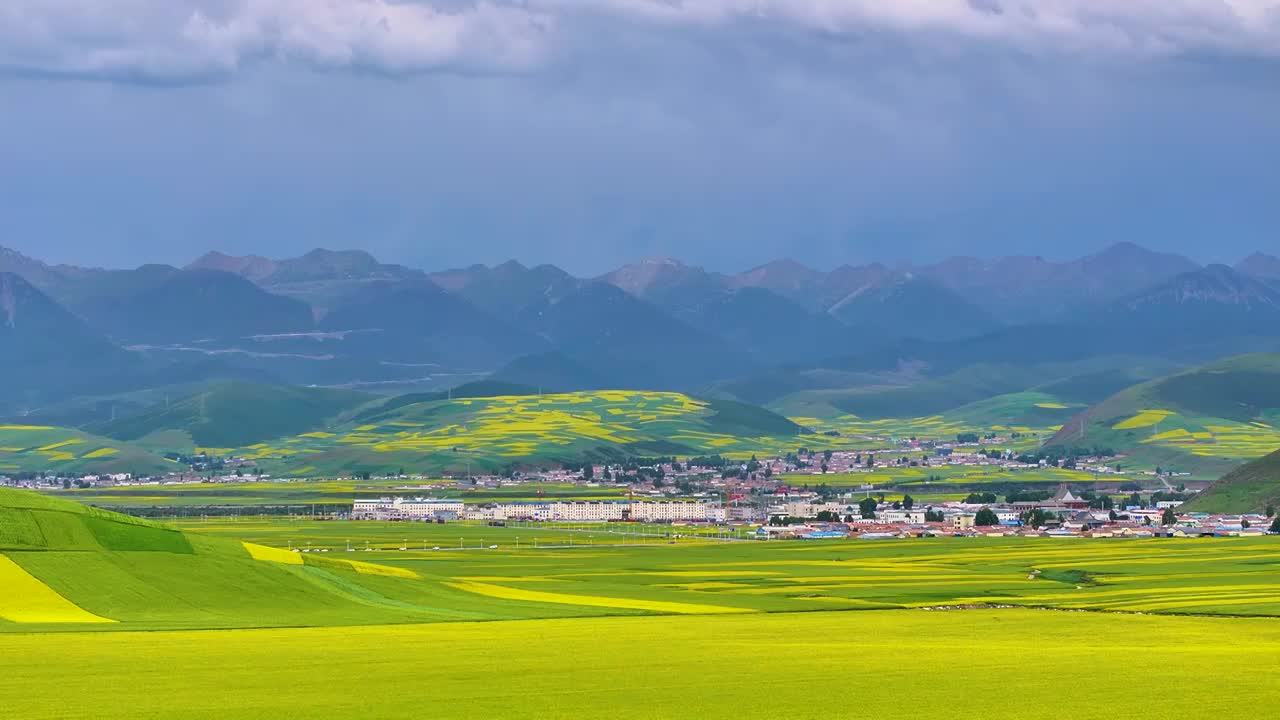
[[351, 497, 728, 523], [758, 511, 1274, 540]]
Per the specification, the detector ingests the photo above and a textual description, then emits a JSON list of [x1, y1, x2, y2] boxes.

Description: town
[[16, 439, 1272, 539]]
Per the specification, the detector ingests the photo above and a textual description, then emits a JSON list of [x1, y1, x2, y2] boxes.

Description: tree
[[764, 465, 773, 478], [1108, 509, 1119, 521], [902, 494, 915, 510], [815, 510, 840, 522], [1242, 519, 1251, 529], [974, 508, 999, 526], [582, 463, 594, 480], [1020, 508, 1047, 528], [858, 497, 877, 519], [924, 508, 944, 522], [1161, 507, 1177, 526], [1266, 505, 1276, 518], [1271, 516, 1280, 534]]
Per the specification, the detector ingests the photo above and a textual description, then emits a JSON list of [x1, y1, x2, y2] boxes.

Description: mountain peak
[[601, 257, 712, 298], [1237, 252, 1280, 279], [1113, 263, 1280, 313], [1082, 241, 1195, 269], [187, 251, 277, 281]]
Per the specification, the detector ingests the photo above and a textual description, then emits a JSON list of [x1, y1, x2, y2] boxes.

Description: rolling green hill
[[226, 390, 809, 475], [88, 382, 377, 451], [0, 425, 178, 475], [1184, 449, 1280, 513], [1046, 354, 1280, 476]]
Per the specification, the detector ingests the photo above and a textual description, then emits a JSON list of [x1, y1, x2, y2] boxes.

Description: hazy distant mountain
[[1236, 252, 1280, 281], [435, 261, 577, 317], [188, 248, 425, 312], [489, 351, 610, 392], [602, 258, 854, 361], [187, 251, 277, 282], [78, 268, 315, 344], [1094, 264, 1280, 339], [827, 276, 1002, 342], [189, 248, 417, 285], [724, 243, 1199, 327], [516, 279, 745, 388], [600, 257, 725, 305], [728, 259, 827, 306], [0, 273, 137, 405], [317, 278, 547, 367], [0, 246, 75, 289], [914, 242, 1201, 321], [817, 263, 901, 310]]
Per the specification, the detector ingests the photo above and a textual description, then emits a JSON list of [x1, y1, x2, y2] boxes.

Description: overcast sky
[[2, 1, 1278, 274]]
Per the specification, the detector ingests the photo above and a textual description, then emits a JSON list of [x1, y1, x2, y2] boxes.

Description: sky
[[1, 1, 1278, 275]]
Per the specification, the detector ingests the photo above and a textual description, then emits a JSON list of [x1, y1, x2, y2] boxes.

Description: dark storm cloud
[[1, 1, 1278, 273]]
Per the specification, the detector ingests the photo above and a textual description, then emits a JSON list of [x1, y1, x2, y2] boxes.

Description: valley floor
[[4, 609, 1278, 720]]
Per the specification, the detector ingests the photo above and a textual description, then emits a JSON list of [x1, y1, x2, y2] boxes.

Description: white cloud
[[0, 1, 554, 81], [1, 0, 1277, 82], [564, 0, 1280, 55]]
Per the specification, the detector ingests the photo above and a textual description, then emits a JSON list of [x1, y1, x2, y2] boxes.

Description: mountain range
[[5, 243, 1280, 414]]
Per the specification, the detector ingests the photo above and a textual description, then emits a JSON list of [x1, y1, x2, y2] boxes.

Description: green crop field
[[48, 478, 633, 510], [6, 488, 1280, 633], [5, 610, 1279, 720], [168, 516, 752, 548], [4, 488, 1280, 718], [229, 391, 829, 473]]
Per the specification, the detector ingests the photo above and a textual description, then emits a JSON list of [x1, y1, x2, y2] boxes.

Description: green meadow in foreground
[[5, 610, 1279, 720], [3, 488, 1280, 718]]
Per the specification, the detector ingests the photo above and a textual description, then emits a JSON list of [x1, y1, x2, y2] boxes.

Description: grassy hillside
[[89, 382, 376, 451], [764, 361, 1170, 422], [1046, 354, 1280, 476], [1185, 449, 1280, 513], [229, 391, 810, 475], [0, 425, 178, 475], [0, 488, 525, 630]]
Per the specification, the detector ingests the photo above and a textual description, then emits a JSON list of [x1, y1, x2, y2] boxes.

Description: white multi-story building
[[632, 501, 725, 523], [351, 497, 464, 520]]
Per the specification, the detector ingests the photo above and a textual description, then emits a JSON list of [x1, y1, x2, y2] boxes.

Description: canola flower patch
[[0, 554, 115, 623]]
